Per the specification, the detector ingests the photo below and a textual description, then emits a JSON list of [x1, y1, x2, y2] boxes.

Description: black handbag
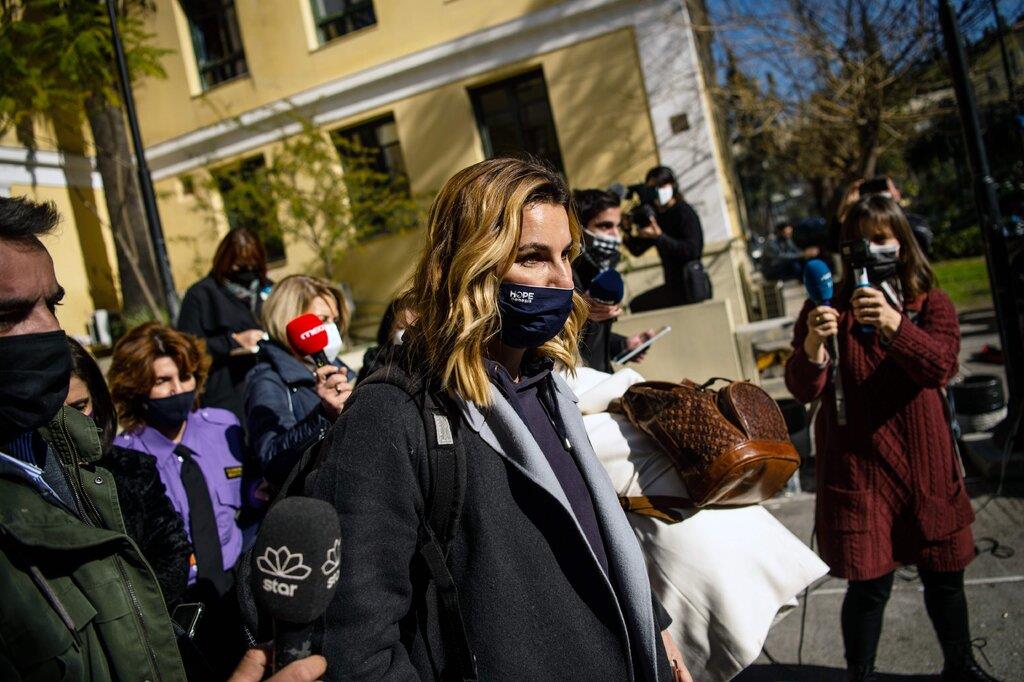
[[683, 260, 712, 304]]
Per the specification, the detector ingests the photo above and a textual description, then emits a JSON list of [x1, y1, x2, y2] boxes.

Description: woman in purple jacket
[[108, 322, 246, 676]]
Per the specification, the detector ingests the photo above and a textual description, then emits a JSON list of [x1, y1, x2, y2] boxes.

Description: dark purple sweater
[[486, 359, 610, 574]]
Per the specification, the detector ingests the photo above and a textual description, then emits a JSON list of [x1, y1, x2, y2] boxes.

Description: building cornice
[[145, 0, 664, 181], [0, 145, 102, 191]]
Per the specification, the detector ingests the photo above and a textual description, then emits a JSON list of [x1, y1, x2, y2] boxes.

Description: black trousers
[[841, 569, 971, 668], [629, 283, 687, 313]]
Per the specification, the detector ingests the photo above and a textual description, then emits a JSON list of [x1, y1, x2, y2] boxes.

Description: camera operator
[[0, 197, 324, 681], [572, 188, 655, 372], [625, 166, 709, 312], [784, 195, 996, 681]]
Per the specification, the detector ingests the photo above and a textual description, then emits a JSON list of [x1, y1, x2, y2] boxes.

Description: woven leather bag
[[621, 378, 800, 508]]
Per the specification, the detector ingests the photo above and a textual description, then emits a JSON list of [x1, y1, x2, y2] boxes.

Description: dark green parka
[[0, 406, 186, 681]]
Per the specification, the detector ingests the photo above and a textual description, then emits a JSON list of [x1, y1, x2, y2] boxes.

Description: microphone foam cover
[[803, 258, 834, 304], [253, 497, 341, 624], [588, 269, 625, 304], [286, 313, 330, 358]]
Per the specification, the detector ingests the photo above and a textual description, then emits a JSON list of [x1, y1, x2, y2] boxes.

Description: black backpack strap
[[357, 368, 477, 680]]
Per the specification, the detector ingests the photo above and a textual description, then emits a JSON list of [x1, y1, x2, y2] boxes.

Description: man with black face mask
[[0, 197, 325, 681], [572, 189, 654, 373], [0, 196, 190, 679]]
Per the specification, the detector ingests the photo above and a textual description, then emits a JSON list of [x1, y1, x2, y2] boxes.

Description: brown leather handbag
[[620, 378, 800, 509]]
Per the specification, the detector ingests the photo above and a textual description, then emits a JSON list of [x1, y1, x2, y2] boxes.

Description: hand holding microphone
[[802, 259, 839, 365], [252, 497, 341, 673], [315, 366, 350, 418], [586, 269, 625, 322], [286, 313, 350, 417]]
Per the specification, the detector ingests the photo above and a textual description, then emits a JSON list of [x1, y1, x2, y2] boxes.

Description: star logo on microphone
[[322, 539, 340, 589], [257, 546, 312, 580]]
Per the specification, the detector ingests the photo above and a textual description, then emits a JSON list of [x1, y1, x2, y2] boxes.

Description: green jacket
[[0, 407, 187, 681]]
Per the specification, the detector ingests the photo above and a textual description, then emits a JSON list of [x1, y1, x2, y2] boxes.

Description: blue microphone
[[802, 258, 833, 305], [802, 258, 838, 359], [588, 269, 625, 305]]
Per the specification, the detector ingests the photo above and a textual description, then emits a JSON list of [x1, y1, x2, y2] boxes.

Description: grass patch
[[932, 256, 993, 311]]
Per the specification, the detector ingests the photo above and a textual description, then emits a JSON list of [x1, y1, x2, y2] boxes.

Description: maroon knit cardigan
[[785, 289, 975, 580]]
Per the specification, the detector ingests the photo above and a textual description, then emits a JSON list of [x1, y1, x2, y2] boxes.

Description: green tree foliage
[[194, 112, 422, 281], [0, 0, 171, 317]]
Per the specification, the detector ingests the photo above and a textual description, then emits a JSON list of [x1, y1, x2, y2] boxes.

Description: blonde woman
[[310, 158, 691, 681], [244, 275, 354, 487]]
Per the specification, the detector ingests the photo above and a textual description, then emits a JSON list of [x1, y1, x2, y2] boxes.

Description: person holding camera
[[572, 188, 655, 372], [310, 158, 690, 681], [626, 166, 709, 312], [784, 195, 995, 682]]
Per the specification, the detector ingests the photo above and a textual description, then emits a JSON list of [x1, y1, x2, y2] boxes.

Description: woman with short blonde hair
[[244, 274, 354, 486], [310, 158, 689, 681], [260, 275, 349, 351]]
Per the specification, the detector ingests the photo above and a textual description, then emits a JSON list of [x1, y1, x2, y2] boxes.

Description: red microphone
[[286, 313, 342, 368]]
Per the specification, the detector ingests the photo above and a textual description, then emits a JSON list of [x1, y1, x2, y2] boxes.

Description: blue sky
[[705, 0, 1024, 95]]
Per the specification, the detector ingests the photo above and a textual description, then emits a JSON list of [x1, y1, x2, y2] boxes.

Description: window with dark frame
[[332, 115, 410, 236], [180, 0, 248, 90], [469, 70, 565, 174], [311, 0, 377, 44], [214, 156, 287, 264], [331, 115, 408, 182]]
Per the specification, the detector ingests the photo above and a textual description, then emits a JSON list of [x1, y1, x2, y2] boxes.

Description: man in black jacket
[[627, 166, 708, 312], [572, 189, 654, 372]]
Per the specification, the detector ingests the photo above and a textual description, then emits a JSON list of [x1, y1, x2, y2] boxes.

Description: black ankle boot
[[846, 663, 877, 681], [940, 641, 1001, 682]]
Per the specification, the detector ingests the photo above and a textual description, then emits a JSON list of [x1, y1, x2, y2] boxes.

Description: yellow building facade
[[2, 0, 746, 340]]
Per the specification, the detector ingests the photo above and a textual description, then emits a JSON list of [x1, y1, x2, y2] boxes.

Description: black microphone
[[253, 497, 341, 671]]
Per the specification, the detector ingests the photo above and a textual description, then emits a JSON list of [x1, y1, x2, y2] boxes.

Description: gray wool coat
[[309, 367, 671, 681]]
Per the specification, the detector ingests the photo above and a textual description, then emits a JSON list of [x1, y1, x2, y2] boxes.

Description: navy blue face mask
[[145, 390, 195, 432], [497, 282, 575, 349]]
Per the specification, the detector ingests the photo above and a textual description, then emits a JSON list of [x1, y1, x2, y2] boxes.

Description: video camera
[[610, 183, 659, 230], [840, 238, 872, 270]]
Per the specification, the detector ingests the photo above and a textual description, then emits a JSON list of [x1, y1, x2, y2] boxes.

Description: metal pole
[[104, 0, 180, 321], [939, 0, 1024, 434]]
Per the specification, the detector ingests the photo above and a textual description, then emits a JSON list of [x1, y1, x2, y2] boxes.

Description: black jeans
[[841, 569, 971, 668]]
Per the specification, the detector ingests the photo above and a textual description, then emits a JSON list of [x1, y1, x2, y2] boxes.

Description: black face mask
[[227, 268, 260, 288], [144, 391, 195, 433], [0, 330, 72, 442], [497, 282, 575, 349], [582, 231, 622, 271]]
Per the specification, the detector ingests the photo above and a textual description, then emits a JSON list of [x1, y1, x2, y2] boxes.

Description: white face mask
[[868, 242, 900, 258], [323, 323, 344, 361], [391, 328, 406, 345], [657, 185, 674, 207]]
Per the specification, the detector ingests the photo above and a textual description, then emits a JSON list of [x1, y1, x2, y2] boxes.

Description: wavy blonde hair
[[397, 158, 587, 406], [262, 274, 350, 350]]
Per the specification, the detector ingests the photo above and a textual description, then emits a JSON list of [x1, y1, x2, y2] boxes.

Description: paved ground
[[736, 308, 1024, 681]]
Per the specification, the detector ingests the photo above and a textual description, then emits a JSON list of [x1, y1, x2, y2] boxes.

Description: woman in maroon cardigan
[[785, 195, 995, 682]]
